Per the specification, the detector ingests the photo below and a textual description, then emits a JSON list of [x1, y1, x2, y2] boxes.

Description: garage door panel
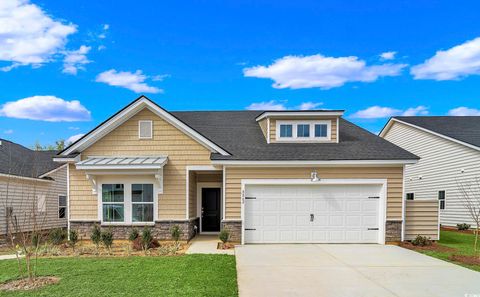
[[245, 184, 382, 244]]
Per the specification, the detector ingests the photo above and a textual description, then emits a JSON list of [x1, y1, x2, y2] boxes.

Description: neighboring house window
[[297, 124, 310, 137], [58, 195, 67, 219], [315, 124, 328, 137], [279, 124, 293, 138], [138, 120, 153, 139], [438, 190, 446, 210], [406, 193, 414, 200], [36, 194, 46, 213], [102, 184, 125, 222], [132, 184, 154, 222]]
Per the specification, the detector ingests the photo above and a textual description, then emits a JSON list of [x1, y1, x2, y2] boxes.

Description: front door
[[202, 188, 221, 232]]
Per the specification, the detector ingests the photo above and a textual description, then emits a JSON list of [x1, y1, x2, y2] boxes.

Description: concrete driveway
[[235, 244, 480, 297]]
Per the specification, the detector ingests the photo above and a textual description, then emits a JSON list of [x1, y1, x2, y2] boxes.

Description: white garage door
[[244, 184, 382, 243]]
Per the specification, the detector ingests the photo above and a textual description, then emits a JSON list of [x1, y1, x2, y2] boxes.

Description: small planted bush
[[412, 235, 432, 247], [170, 225, 183, 242], [90, 224, 102, 249], [219, 229, 230, 244], [49, 228, 67, 245], [128, 228, 139, 242], [457, 223, 471, 231], [69, 230, 79, 251], [101, 229, 114, 251], [142, 227, 153, 252]]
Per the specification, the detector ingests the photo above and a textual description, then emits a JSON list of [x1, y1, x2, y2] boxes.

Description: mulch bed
[[217, 242, 235, 250], [400, 241, 456, 253], [449, 254, 480, 266], [0, 276, 60, 291]]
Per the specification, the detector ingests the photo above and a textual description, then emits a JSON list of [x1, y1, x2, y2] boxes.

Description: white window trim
[[97, 175, 158, 225], [58, 194, 67, 219], [276, 120, 331, 142], [138, 120, 153, 139]]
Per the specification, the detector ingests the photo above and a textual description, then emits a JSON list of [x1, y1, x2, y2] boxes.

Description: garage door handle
[[310, 214, 314, 222], [245, 228, 256, 231], [367, 228, 379, 231]]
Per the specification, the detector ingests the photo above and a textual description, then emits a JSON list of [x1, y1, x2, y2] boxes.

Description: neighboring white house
[[0, 139, 67, 238], [380, 116, 480, 227]]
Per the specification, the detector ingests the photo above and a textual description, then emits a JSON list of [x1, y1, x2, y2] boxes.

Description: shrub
[[141, 227, 153, 251], [49, 228, 67, 245], [90, 224, 102, 249], [457, 223, 471, 231], [219, 229, 230, 244], [412, 235, 432, 247], [101, 229, 114, 251], [69, 230, 79, 251], [132, 237, 160, 251], [170, 225, 183, 242], [128, 228, 139, 241]]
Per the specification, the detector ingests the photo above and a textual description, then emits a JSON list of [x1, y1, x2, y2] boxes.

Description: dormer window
[[277, 120, 331, 142], [139, 120, 153, 139]]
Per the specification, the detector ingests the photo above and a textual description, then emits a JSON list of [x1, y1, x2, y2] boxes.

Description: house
[[381, 116, 480, 228], [54, 96, 438, 244], [0, 139, 67, 239]]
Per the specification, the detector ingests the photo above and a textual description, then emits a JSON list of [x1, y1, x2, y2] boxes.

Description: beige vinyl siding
[[258, 118, 268, 140], [384, 121, 480, 226], [188, 171, 197, 218], [0, 165, 67, 235], [405, 200, 439, 240], [69, 108, 213, 221], [224, 166, 403, 220], [269, 117, 338, 143], [196, 172, 222, 183]]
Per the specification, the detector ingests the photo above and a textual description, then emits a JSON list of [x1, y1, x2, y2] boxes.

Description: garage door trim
[[240, 179, 388, 244]]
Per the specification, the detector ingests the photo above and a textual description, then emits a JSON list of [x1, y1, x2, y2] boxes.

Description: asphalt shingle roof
[[172, 111, 418, 161], [0, 139, 61, 178], [394, 116, 480, 149]]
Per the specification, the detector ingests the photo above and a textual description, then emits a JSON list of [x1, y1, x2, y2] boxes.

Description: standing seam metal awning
[[76, 156, 168, 170]]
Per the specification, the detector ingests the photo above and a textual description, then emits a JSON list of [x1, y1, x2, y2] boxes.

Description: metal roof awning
[[76, 156, 168, 170]]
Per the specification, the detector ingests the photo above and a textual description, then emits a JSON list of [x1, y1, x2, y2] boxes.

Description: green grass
[[416, 230, 480, 271], [0, 255, 238, 297]]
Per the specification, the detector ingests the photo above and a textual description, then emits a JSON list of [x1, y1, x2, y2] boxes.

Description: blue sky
[[1, 0, 480, 148]]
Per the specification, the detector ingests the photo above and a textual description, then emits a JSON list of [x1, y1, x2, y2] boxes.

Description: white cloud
[[411, 37, 480, 80], [380, 51, 397, 60], [97, 45, 106, 51], [3, 129, 13, 134], [103, 24, 109, 31], [0, 0, 77, 70], [0, 95, 91, 122], [151, 74, 170, 81], [66, 133, 85, 144], [246, 100, 287, 110], [448, 107, 480, 116], [351, 105, 429, 119], [243, 54, 407, 89], [95, 69, 162, 93], [402, 105, 429, 116], [68, 126, 80, 130], [296, 102, 323, 110], [62, 45, 91, 75]]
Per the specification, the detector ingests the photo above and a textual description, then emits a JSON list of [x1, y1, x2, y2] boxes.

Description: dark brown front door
[[202, 188, 221, 232]]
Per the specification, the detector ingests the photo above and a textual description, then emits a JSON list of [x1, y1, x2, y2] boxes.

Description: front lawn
[[411, 230, 480, 271], [0, 255, 238, 297]]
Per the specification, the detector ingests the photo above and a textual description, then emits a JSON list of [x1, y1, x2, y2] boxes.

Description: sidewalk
[[186, 235, 235, 255]]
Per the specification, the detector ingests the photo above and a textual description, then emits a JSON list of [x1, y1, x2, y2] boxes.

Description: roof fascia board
[[38, 163, 68, 179], [61, 98, 230, 156], [211, 159, 418, 166], [381, 118, 480, 152], [256, 111, 345, 121], [0, 173, 53, 182]]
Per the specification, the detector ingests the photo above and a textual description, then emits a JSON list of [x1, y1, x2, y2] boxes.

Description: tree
[[32, 139, 65, 151], [457, 177, 480, 256]]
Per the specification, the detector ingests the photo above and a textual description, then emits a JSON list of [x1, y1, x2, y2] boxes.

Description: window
[[36, 194, 46, 213], [279, 124, 293, 138], [102, 184, 125, 222], [132, 184, 154, 222], [438, 190, 445, 210], [297, 124, 310, 137], [315, 124, 328, 137], [138, 120, 153, 139], [58, 195, 67, 219], [406, 193, 414, 200]]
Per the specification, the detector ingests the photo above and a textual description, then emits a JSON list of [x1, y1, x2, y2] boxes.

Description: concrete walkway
[[236, 244, 480, 297], [186, 235, 235, 255], [0, 254, 22, 260]]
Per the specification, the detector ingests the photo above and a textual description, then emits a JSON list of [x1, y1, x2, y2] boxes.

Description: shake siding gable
[[69, 108, 212, 221], [384, 121, 480, 226]]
